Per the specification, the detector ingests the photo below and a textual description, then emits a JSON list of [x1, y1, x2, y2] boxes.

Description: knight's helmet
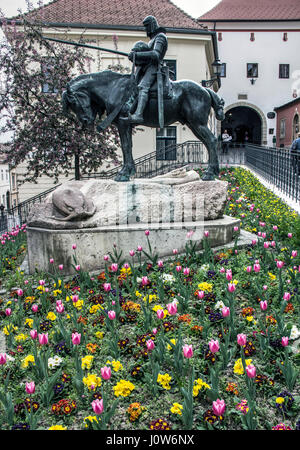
[[143, 15, 159, 37]]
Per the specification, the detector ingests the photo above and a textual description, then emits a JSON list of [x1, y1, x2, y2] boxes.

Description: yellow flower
[[89, 304, 103, 314], [170, 402, 183, 415], [48, 425, 67, 430], [276, 397, 285, 404], [157, 373, 172, 390], [197, 282, 213, 292], [3, 325, 18, 336], [246, 316, 254, 322], [47, 312, 57, 321], [193, 378, 211, 397], [233, 358, 252, 375], [21, 354, 35, 368], [135, 291, 142, 298], [95, 331, 104, 340], [106, 359, 123, 372], [52, 289, 62, 297], [15, 333, 28, 342], [113, 380, 135, 397], [82, 373, 102, 390], [74, 299, 84, 310], [83, 416, 98, 428], [233, 279, 239, 285], [167, 339, 176, 351], [268, 272, 276, 281], [81, 355, 94, 370], [25, 318, 33, 328]]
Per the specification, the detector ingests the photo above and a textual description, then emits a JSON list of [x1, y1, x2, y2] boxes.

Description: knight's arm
[[134, 34, 167, 65]]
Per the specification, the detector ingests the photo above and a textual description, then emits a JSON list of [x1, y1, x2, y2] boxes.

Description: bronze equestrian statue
[[60, 16, 225, 182]]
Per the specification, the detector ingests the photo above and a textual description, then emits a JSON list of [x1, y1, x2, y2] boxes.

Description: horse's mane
[[68, 70, 130, 90]]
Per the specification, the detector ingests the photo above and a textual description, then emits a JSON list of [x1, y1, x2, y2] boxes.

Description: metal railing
[[245, 143, 300, 203]]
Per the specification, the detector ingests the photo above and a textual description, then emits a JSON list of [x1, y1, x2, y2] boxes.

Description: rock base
[[27, 215, 240, 275]]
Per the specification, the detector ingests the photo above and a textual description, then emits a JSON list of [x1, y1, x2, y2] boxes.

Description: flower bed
[[0, 168, 299, 431]]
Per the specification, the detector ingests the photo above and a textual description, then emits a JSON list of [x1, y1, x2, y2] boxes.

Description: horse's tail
[[206, 88, 225, 121]]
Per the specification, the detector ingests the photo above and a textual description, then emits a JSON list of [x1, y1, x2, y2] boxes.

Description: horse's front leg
[[114, 121, 136, 182]]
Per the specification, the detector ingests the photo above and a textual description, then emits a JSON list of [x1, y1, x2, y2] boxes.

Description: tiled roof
[[21, 0, 204, 30], [199, 0, 300, 21]]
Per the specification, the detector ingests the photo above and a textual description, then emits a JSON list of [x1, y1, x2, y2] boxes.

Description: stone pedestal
[[26, 168, 236, 275], [27, 215, 240, 275]]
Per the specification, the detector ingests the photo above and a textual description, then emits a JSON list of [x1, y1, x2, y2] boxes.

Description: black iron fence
[[245, 143, 300, 203], [1, 141, 298, 234]]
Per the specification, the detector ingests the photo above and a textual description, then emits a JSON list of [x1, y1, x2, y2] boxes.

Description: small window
[[247, 63, 258, 78], [279, 64, 289, 79], [280, 119, 286, 139], [164, 59, 176, 81], [269, 128, 274, 135], [156, 126, 177, 160], [220, 63, 226, 77]]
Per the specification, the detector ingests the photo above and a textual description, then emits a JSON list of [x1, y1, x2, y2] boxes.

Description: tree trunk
[[75, 153, 80, 180]]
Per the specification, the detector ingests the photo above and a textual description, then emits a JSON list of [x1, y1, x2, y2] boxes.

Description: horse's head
[[62, 81, 98, 128]]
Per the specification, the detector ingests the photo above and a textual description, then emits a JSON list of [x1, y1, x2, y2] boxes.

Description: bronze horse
[[62, 70, 225, 181]]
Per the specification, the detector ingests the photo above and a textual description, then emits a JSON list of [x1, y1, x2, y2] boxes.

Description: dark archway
[[222, 106, 262, 145]]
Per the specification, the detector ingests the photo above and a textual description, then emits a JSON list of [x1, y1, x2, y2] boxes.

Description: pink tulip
[[288, 233, 293, 238], [101, 366, 112, 380], [260, 300, 268, 311], [273, 225, 278, 231], [39, 280, 45, 286], [281, 337, 289, 347], [146, 339, 155, 351], [108, 310, 116, 320], [92, 398, 104, 415], [246, 364, 256, 378], [197, 290, 205, 299], [30, 330, 38, 340], [246, 266, 252, 273], [111, 263, 118, 272], [38, 333, 49, 345], [25, 381, 35, 395], [75, 265, 81, 271], [0, 353, 7, 365], [227, 283, 236, 293], [103, 255, 109, 261], [129, 250, 135, 257], [263, 285, 268, 291], [276, 260, 284, 269], [72, 332, 81, 345], [221, 306, 230, 317], [186, 230, 194, 239], [175, 265, 182, 272], [72, 294, 79, 303], [182, 344, 193, 358], [263, 242, 269, 249], [24, 280, 29, 285], [56, 303, 65, 314], [292, 250, 297, 258], [5, 308, 12, 316], [145, 230, 150, 236], [17, 289, 23, 297], [253, 263, 260, 273], [283, 292, 291, 301], [237, 333, 247, 346], [209, 339, 220, 353], [137, 245, 143, 252], [173, 248, 178, 255], [251, 239, 257, 245], [123, 263, 130, 269], [271, 241, 276, 248], [157, 260, 164, 268], [183, 267, 190, 276], [141, 276, 149, 286], [103, 283, 111, 292], [72, 244, 77, 250], [234, 226, 239, 232], [156, 309, 165, 319], [58, 264, 64, 271], [152, 328, 158, 335], [219, 267, 225, 273], [212, 398, 226, 416], [226, 270, 232, 281], [166, 301, 177, 315], [49, 258, 54, 264]]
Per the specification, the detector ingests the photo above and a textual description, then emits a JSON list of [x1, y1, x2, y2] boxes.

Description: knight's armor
[[126, 16, 168, 123]]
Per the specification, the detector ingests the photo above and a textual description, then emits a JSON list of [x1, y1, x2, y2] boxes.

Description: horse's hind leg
[[187, 123, 219, 180]]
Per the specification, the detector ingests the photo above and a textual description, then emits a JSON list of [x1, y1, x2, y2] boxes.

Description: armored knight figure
[[126, 15, 168, 123]]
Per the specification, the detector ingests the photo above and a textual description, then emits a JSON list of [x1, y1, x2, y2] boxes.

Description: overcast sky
[[0, 0, 221, 19]]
